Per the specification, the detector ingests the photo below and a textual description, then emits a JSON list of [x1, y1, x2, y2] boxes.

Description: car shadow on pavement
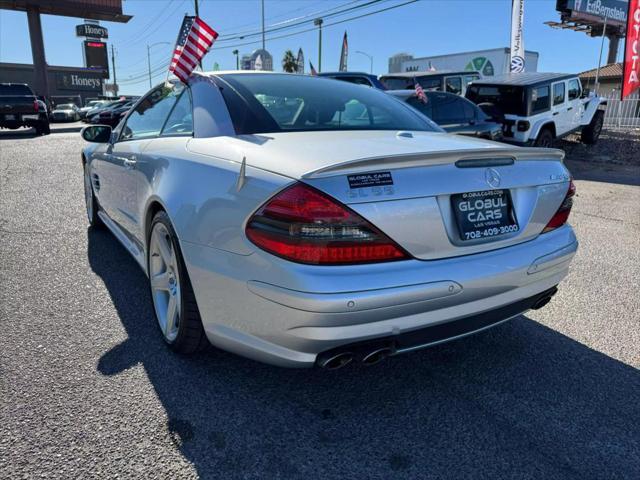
[[87, 227, 640, 479], [565, 159, 640, 187]]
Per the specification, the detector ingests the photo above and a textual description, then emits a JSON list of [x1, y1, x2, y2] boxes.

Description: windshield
[[57, 104, 75, 109], [465, 84, 527, 116], [381, 76, 441, 91], [216, 74, 438, 135], [0, 84, 33, 96]]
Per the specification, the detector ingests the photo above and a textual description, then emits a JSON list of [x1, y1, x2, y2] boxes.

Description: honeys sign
[[623, 0, 640, 99], [55, 73, 102, 91], [76, 24, 109, 39]]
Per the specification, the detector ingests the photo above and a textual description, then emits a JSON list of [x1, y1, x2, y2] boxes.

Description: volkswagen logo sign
[[485, 168, 501, 188], [510, 56, 525, 73]]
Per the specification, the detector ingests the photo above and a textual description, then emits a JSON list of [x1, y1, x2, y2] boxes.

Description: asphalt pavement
[[1, 129, 639, 479]]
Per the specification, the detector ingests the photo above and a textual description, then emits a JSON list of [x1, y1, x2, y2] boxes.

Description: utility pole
[[233, 49, 239, 70], [314, 18, 323, 73], [595, 15, 608, 94], [261, 0, 266, 51], [111, 44, 117, 97], [147, 45, 152, 88]]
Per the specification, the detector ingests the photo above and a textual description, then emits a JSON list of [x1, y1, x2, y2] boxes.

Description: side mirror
[[81, 125, 112, 143]]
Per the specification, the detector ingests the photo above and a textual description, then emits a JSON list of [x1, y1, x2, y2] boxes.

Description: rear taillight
[[33, 100, 39, 112], [246, 183, 409, 265], [542, 180, 576, 233]]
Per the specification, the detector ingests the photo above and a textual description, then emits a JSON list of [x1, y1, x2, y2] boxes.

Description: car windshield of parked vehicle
[[381, 76, 441, 90], [57, 104, 76, 110], [217, 74, 437, 134], [0, 84, 33, 95], [465, 84, 527, 116]]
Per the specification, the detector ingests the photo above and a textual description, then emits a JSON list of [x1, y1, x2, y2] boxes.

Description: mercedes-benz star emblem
[[485, 168, 501, 188]]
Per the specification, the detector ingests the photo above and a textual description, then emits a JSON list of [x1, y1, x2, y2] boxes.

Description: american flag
[[415, 82, 427, 103], [169, 16, 218, 83]]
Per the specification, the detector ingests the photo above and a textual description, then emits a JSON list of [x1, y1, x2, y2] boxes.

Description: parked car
[[84, 100, 128, 123], [80, 72, 577, 368], [83, 100, 122, 123], [51, 103, 80, 122], [388, 89, 502, 141], [318, 71, 387, 89], [92, 101, 134, 127], [465, 72, 606, 147], [79, 99, 109, 119], [0, 83, 50, 135], [380, 70, 481, 96]]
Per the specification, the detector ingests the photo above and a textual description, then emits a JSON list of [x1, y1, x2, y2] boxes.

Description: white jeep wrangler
[[465, 72, 606, 147]]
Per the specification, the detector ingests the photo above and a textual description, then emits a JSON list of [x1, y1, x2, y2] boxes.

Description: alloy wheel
[[149, 223, 181, 342]]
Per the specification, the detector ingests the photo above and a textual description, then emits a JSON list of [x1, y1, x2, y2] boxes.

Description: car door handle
[[567, 107, 573, 111], [124, 158, 137, 169], [553, 112, 559, 116]]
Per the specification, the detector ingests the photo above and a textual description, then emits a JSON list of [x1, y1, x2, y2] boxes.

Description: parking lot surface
[[1, 130, 639, 479]]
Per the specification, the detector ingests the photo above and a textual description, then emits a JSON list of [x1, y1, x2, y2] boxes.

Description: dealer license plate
[[451, 189, 519, 241], [4, 114, 16, 121]]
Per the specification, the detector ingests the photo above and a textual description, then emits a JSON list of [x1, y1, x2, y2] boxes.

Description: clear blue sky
[[0, 0, 623, 95]]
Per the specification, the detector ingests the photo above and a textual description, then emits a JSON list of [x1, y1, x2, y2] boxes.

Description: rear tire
[[534, 127, 554, 148], [581, 110, 604, 145], [148, 211, 208, 354], [83, 162, 103, 228], [34, 122, 50, 135]]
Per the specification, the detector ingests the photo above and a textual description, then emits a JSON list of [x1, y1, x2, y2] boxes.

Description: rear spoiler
[[302, 147, 565, 179]]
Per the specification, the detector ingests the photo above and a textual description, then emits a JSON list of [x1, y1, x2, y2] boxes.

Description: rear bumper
[[316, 285, 558, 366], [183, 225, 578, 368]]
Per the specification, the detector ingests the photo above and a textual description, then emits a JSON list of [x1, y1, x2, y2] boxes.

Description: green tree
[[281, 50, 297, 73]]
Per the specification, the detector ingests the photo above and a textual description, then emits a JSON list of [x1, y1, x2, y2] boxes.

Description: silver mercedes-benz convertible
[[81, 72, 577, 368]]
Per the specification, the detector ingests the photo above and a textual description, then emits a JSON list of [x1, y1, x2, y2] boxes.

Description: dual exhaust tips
[[317, 346, 393, 370]]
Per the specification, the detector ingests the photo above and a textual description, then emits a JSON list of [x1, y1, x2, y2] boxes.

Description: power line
[[212, 0, 419, 51], [216, 0, 386, 43], [115, 0, 382, 79], [219, 0, 364, 38], [119, 0, 418, 84], [114, 0, 188, 47]]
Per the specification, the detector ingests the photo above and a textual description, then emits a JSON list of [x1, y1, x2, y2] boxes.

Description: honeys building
[[0, 62, 104, 106]]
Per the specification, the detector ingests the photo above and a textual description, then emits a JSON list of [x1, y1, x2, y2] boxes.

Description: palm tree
[[282, 50, 297, 73]]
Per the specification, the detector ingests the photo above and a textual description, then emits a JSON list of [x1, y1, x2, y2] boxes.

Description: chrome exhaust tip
[[317, 352, 354, 370], [362, 347, 392, 366]]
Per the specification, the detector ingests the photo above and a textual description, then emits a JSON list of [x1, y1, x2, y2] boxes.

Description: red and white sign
[[622, 0, 640, 99]]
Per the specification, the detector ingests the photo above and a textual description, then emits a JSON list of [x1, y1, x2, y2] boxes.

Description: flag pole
[[194, 0, 202, 69]]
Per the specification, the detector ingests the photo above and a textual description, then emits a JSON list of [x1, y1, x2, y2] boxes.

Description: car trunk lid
[[188, 130, 571, 260]]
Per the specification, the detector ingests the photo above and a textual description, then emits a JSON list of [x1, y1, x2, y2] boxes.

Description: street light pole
[[147, 42, 171, 88], [355, 50, 373, 74], [314, 18, 323, 72]]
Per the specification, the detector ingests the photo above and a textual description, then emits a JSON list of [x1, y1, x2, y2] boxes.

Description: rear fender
[[580, 97, 606, 126], [530, 120, 556, 140]]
